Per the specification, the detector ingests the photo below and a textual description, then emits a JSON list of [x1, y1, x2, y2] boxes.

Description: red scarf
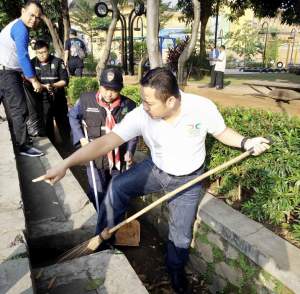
[[96, 91, 121, 171]]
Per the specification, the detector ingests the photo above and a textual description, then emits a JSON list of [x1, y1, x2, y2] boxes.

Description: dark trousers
[[0, 70, 29, 147], [210, 65, 216, 87], [95, 157, 204, 271], [34, 92, 70, 141], [68, 57, 83, 77], [215, 71, 224, 89]]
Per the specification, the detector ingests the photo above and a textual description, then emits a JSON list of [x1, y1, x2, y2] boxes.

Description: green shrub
[[67, 77, 99, 105], [121, 85, 141, 105], [84, 54, 97, 74], [206, 107, 300, 240], [67, 77, 141, 106]]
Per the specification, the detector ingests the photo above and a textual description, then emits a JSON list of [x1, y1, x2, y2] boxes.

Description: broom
[[55, 147, 258, 263]]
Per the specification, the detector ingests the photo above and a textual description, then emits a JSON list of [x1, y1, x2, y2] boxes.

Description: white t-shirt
[[113, 92, 226, 176], [214, 50, 226, 72]]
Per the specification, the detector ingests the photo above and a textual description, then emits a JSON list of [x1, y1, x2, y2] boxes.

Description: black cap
[[100, 68, 123, 91]]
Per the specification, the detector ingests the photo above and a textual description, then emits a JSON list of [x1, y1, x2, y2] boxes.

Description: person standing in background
[[30, 39, 70, 141], [214, 45, 226, 90], [0, 0, 44, 157], [208, 44, 219, 88], [64, 29, 86, 77]]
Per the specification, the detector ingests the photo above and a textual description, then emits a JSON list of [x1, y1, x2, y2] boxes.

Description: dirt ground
[[124, 75, 300, 118]]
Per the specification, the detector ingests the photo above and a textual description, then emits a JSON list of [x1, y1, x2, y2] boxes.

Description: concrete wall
[[0, 108, 34, 294], [133, 192, 300, 294]]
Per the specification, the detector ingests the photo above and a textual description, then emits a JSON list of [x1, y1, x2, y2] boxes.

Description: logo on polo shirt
[[185, 122, 202, 135]]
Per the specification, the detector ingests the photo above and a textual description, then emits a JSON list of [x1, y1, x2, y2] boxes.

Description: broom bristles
[[57, 235, 102, 263]]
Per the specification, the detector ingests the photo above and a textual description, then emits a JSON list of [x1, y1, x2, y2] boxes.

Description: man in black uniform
[[68, 68, 137, 211], [64, 29, 86, 77], [30, 39, 70, 141]]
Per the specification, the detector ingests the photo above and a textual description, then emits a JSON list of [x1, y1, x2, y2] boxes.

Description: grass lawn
[[189, 73, 300, 86]]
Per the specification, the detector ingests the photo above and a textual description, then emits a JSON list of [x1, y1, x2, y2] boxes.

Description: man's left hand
[[244, 137, 271, 156]]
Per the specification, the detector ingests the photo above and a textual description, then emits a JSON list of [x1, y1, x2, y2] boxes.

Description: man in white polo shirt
[[214, 45, 226, 89], [42, 68, 270, 293]]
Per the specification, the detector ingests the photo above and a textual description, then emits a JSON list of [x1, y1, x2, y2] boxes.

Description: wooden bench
[[243, 80, 300, 103]]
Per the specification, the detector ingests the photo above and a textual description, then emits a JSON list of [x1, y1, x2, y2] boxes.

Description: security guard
[[31, 39, 70, 141], [68, 67, 138, 210]]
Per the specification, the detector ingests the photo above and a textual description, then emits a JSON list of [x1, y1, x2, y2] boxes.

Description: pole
[[119, 14, 128, 74], [128, 9, 136, 75], [214, 0, 220, 48], [290, 29, 296, 65]]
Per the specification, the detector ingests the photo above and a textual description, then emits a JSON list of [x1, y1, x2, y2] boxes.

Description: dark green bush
[[206, 107, 300, 241], [67, 77, 140, 106], [67, 77, 99, 105], [121, 85, 140, 105]]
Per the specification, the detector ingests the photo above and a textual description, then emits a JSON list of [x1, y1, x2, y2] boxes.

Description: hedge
[[206, 107, 300, 242], [66, 77, 300, 242], [67, 77, 140, 106]]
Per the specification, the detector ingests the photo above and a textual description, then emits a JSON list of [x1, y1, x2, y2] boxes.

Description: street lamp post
[[260, 21, 269, 68], [134, 16, 144, 39], [134, 16, 145, 59], [289, 28, 297, 65], [214, 0, 220, 48], [128, 3, 145, 76], [218, 29, 223, 46]]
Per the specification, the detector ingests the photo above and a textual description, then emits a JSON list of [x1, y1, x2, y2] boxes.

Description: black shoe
[[169, 270, 189, 293], [19, 145, 44, 157]]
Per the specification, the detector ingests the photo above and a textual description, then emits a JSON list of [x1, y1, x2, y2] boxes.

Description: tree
[[71, 0, 96, 57], [228, 0, 300, 25], [226, 21, 263, 66], [146, 0, 163, 68], [40, 0, 70, 58], [96, 0, 120, 79], [177, 0, 220, 63], [177, 0, 200, 85]]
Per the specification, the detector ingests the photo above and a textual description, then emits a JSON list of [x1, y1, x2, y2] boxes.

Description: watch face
[[95, 2, 108, 17]]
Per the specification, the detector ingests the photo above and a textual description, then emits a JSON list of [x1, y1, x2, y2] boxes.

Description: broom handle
[[108, 148, 254, 234]]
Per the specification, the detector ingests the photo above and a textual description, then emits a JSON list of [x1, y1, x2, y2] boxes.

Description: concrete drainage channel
[[0, 113, 148, 294]]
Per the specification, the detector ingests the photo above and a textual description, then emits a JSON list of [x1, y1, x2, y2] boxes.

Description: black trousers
[[68, 57, 84, 77], [210, 65, 216, 87], [37, 92, 70, 141], [215, 71, 224, 89], [0, 70, 29, 147]]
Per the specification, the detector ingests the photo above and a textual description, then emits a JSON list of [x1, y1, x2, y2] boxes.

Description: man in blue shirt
[[0, 0, 44, 157]]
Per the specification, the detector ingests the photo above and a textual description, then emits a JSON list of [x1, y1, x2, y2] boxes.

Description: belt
[[167, 163, 205, 178], [0, 64, 16, 71]]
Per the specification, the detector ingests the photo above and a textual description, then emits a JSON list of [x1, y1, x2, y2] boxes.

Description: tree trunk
[[96, 0, 119, 79], [138, 54, 149, 81], [146, 0, 162, 69], [60, 0, 70, 45], [199, 16, 209, 62], [41, 14, 64, 58], [177, 0, 200, 86]]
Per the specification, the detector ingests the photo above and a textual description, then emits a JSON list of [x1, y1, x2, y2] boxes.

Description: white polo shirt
[[113, 92, 226, 176], [214, 50, 226, 72]]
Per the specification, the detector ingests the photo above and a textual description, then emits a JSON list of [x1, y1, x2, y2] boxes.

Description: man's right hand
[[80, 138, 89, 147], [33, 163, 68, 185]]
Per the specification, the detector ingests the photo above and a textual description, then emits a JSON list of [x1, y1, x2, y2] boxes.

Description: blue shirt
[[0, 19, 35, 78]]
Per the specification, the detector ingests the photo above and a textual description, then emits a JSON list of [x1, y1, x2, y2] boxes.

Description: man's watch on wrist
[[241, 137, 249, 150]]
